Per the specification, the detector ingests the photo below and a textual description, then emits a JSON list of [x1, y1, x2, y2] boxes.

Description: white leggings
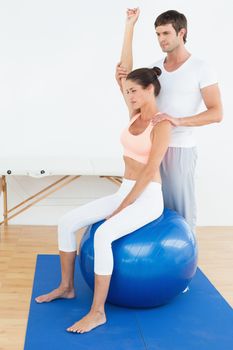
[[58, 178, 163, 275]]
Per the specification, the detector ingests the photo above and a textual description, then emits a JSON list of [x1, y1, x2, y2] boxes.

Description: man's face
[[155, 23, 182, 53]]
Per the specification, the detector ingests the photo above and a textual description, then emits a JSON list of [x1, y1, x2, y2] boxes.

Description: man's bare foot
[[35, 286, 75, 303], [66, 310, 106, 334]]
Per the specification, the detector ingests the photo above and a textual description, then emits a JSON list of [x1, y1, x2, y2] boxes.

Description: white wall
[[0, 0, 233, 225]]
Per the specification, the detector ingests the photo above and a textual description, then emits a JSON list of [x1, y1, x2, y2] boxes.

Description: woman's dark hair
[[126, 67, 161, 97], [154, 10, 187, 44]]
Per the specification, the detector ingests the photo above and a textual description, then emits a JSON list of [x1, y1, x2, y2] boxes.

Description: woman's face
[[125, 80, 150, 109], [125, 80, 153, 109]]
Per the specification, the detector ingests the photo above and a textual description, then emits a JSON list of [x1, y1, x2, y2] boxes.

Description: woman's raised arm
[[119, 8, 140, 118], [120, 8, 139, 71]]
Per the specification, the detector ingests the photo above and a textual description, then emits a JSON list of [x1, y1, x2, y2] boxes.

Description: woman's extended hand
[[151, 113, 181, 127], [126, 7, 140, 25]]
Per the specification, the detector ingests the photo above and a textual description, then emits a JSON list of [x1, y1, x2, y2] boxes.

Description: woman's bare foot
[[35, 286, 75, 303], [66, 310, 106, 334]]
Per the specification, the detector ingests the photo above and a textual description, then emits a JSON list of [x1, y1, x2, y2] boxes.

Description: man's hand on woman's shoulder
[[152, 113, 181, 127]]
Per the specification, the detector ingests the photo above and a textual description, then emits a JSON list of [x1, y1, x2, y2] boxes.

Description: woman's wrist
[[125, 20, 135, 30]]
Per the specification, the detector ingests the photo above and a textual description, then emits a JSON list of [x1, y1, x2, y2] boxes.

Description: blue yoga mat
[[24, 255, 233, 350]]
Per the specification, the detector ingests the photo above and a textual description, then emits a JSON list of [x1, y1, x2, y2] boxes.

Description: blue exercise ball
[[79, 208, 198, 308]]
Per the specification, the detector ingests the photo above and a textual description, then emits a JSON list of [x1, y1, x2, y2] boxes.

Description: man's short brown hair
[[154, 10, 187, 43]]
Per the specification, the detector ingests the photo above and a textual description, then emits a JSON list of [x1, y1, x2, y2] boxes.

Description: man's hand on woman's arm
[[115, 62, 128, 91]]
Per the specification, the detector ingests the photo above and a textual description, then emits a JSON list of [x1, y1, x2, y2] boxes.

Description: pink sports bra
[[120, 113, 156, 164]]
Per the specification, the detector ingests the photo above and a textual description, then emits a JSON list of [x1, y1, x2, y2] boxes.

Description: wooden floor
[[0, 225, 232, 350]]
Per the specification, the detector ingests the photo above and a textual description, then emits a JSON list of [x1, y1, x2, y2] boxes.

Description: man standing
[[116, 9, 223, 232]]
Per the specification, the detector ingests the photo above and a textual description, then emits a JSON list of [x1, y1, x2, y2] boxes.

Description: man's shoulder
[[189, 55, 211, 68], [190, 56, 217, 85]]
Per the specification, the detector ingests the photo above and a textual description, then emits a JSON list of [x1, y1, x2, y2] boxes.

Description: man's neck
[[165, 46, 191, 65], [164, 47, 191, 72]]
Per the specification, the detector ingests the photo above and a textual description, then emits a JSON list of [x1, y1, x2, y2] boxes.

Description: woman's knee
[[94, 225, 113, 250], [57, 213, 78, 251], [57, 211, 79, 239], [58, 213, 70, 233]]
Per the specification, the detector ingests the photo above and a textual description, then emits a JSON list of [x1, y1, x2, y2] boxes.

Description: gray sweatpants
[[160, 147, 197, 232]]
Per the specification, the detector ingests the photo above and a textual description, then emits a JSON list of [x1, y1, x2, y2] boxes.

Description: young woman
[[35, 8, 171, 334]]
